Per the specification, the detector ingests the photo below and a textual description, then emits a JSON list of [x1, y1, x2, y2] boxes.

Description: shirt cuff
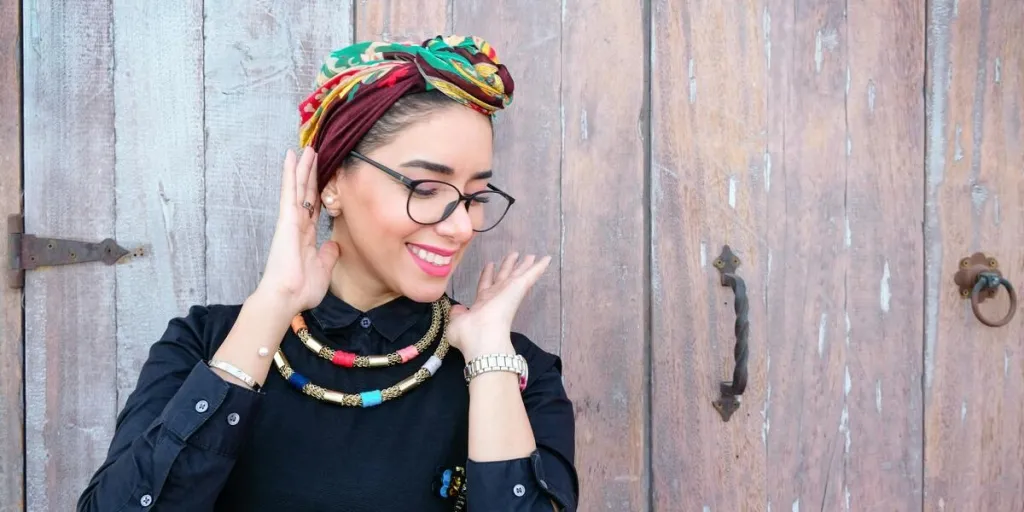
[[467, 450, 575, 511], [159, 362, 262, 456]]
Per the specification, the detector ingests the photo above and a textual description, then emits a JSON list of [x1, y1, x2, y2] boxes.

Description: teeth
[[411, 246, 452, 266]]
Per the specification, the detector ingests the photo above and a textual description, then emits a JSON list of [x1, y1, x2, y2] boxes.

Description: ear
[[320, 175, 343, 217]]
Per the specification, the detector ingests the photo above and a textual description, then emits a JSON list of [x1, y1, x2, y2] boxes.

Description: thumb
[[318, 241, 341, 268]]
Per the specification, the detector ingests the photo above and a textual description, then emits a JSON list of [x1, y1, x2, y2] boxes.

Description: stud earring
[[324, 196, 335, 205]]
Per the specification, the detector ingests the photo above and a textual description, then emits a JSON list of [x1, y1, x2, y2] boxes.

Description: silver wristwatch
[[463, 353, 529, 390]]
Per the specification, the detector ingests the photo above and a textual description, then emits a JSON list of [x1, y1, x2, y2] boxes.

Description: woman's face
[[325, 105, 495, 304]]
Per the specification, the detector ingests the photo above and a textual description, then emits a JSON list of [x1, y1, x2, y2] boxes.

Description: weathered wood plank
[[925, 0, 1024, 509], [354, 0, 450, 43], [22, 2, 118, 510], [113, 0, 206, 413], [844, 0, 926, 509], [560, 0, 647, 509], [204, 1, 353, 305], [0, 0, 23, 508], [451, 2, 562, 354], [650, 1, 770, 509]]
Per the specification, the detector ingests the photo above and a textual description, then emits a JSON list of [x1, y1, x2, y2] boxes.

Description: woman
[[78, 36, 578, 511]]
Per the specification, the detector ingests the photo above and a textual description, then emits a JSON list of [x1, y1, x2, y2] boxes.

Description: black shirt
[[77, 292, 579, 511]]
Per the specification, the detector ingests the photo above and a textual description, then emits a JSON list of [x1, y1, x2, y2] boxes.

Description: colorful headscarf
[[298, 35, 515, 192]]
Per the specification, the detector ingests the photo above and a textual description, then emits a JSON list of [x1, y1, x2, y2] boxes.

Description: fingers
[[477, 261, 496, 294], [512, 254, 536, 277], [495, 252, 520, 282], [294, 147, 316, 216], [305, 153, 320, 217], [280, 149, 298, 210], [317, 240, 341, 269]]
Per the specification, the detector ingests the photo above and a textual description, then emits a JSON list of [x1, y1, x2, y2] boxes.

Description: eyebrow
[[400, 159, 492, 180]]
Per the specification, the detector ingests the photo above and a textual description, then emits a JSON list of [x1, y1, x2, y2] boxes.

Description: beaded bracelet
[[209, 359, 261, 391]]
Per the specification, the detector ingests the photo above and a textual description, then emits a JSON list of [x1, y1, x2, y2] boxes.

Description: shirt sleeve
[[466, 334, 579, 511], [77, 305, 261, 512]]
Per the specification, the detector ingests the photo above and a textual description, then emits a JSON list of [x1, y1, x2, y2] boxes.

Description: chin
[[400, 281, 452, 304]]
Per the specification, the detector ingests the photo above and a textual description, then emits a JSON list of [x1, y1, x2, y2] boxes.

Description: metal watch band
[[208, 359, 260, 391], [463, 353, 528, 390]]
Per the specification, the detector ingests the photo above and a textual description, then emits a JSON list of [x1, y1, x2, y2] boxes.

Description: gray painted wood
[[204, 1, 354, 305], [0, 0, 23, 507], [22, 2, 118, 510], [113, 0, 206, 413]]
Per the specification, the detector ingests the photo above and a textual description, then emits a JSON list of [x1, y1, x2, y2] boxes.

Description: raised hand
[[447, 253, 552, 361], [255, 147, 341, 316]]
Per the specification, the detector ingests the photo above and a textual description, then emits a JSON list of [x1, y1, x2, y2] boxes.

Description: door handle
[[953, 252, 1018, 327], [712, 245, 749, 422]]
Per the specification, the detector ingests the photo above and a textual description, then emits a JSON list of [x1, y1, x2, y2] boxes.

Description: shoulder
[[157, 303, 244, 360]]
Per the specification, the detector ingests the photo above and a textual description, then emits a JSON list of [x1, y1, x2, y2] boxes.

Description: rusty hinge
[[7, 214, 134, 289]]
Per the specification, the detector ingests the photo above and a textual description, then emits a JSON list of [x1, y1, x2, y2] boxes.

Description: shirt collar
[[307, 291, 431, 343]]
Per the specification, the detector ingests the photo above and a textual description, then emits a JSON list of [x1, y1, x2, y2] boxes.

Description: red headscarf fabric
[[298, 35, 515, 193]]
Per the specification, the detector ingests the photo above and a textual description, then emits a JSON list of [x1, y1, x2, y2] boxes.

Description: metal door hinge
[[7, 214, 136, 289]]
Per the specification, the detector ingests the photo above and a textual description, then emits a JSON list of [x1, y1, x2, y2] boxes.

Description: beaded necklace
[[291, 298, 444, 368], [273, 297, 451, 407]]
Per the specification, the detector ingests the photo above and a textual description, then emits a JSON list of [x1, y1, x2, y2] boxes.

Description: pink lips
[[407, 243, 456, 277]]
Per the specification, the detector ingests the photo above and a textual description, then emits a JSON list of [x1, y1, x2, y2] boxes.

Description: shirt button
[[227, 412, 240, 426], [359, 317, 371, 328], [140, 494, 153, 506], [195, 400, 209, 413], [513, 484, 526, 497]]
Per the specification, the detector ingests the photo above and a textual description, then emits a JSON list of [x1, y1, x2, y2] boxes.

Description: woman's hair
[[339, 89, 491, 171]]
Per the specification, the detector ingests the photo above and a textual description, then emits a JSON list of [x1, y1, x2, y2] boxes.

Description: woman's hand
[[447, 253, 551, 361], [253, 147, 341, 316]]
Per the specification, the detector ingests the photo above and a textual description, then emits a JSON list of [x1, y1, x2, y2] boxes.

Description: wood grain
[[0, 0, 22, 508], [204, 1, 353, 305], [354, 0, 450, 43], [22, 2, 118, 510], [925, 0, 1024, 509], [560, 0, 647, 509], [844, 0, 926, 509], [451, 1, 562, 354], [650, 1, 770, 509], [113, 0, 206, 413]]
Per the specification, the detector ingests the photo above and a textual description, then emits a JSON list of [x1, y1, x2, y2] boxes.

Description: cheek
[[348, 193, 420, 249]]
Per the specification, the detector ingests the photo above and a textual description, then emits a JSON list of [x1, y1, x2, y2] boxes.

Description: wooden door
[[7, 1, 1024, 511]]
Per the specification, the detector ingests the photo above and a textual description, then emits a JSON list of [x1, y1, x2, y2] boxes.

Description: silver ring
[[301, 201, 313, 213]]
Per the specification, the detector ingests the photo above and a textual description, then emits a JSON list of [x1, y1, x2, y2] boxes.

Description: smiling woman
[[76, 36, 578, 512]]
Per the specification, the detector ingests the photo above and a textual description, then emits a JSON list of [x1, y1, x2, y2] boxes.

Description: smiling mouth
[[406, 244, 454, 267]]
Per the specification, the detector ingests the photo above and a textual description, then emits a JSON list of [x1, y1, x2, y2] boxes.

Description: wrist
[[459, 335, 514, 363], [245, 288, 300, 325]]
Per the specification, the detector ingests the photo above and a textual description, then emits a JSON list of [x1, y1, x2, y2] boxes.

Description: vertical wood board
[[22, 2, 118, 510], [113, 0, 206, 413], [0, 0, 23, 508], [925, 0, 1024, 509], [560, 0, 648, 509], [355, 0, 450, 43], [204, 1, 354, 305], [451, 1, 563, 355], [650, 1, 770, 510]]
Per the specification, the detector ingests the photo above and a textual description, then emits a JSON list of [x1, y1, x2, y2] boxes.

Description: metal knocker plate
[[712, 245, 749, 422], [953, 252, 1018, 328]]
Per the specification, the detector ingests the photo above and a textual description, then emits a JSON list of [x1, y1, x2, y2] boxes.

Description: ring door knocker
[[712, 245, 749, 422], [953, 252, 1018, 328]]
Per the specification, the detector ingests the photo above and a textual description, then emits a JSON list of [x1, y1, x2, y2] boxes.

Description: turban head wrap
[[298, 35, 515, 193]]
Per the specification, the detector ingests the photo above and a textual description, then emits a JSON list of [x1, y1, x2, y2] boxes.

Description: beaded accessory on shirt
[[272, 296, 451, 407]]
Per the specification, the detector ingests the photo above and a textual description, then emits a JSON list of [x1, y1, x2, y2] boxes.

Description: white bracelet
[[208, 359, 260, 391]]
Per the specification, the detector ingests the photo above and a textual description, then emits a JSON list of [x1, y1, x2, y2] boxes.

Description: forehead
[[376, 106, 494, 174]]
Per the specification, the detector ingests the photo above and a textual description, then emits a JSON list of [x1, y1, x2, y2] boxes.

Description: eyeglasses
[[349, 151, 515, 233]]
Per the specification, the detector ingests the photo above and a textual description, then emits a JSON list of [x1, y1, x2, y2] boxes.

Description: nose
[[435, 201, 474, 242]]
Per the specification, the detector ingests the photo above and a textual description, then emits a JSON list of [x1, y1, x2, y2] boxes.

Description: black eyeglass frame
[[349, 150, 516, 233]]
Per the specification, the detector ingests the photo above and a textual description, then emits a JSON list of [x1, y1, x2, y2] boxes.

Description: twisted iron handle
[[712, 245, 750, 422]]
